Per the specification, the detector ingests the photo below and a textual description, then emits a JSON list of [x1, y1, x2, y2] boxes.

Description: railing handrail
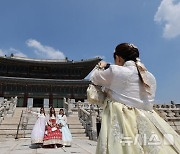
[[64, 101, 68, 105], [15, 110, 23, 139], [80, 108, 90, 116]]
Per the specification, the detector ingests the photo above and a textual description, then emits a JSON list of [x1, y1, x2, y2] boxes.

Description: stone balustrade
[[63, 97, 69, 116], [78, 107, 98, 140], [0, 96, 18, 124], [154, 104, 180, 134], [63, 98, 101, 140], [76, 101, 102, 141], [63, 98, 180, 140], [154, 104, 180, 119]]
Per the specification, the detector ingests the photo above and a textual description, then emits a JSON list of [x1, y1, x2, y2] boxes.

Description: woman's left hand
[[98, 61, 107, 68]]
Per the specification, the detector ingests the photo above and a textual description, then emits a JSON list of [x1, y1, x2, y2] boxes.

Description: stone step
[[72, 136, 89, 139], [20, 125, 85, 130], [67, 119, 79, 123], [26, 125, 34, 129], [68, 117, 80, 120], [69, 125, 84, 129], [68, 121, 82, 124], [0, 123, 84, 130], [68, 118, 80, 120], [0, 130, 17, 135], [0, 124, 18, 129], [16, 130, 87, 137], [70, 129, 85, 134], [22, 134, 89, 139], [68, 114, 79, 117], [14, 128, 86, 134], [0, 134, 16, 138], [0, 130, 25, 138], [0, 108, 88, 140], [18, 130, 87, 136], [1, 119, 20, 124], [71, 133, 87, 137]]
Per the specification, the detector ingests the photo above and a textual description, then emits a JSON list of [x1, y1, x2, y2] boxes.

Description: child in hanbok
[[57, 108, 72, 147], [43, 107, 62, 148], [30, 107, 47, 145]]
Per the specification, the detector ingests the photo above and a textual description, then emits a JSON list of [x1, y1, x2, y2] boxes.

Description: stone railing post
[[0, 106, 4, 123], [166, 109, 175, 117], [67, 98, 73, 115], [174, 109, 180, 117], [90, 110, 97, 140], [77, 101, 81, 118], [7, 96, 18, 116], [63, 97, 69, 116]]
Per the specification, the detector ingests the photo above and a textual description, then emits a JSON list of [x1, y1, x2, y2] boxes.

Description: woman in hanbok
[[30, 107, 47, 145], [91, 43, 180, 154], [43, 107, 62, 148], [57, 108, 72, 146]]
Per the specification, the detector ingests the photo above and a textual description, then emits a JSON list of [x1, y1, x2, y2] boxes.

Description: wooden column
[[23, 93, 28, 107], [49, 93, 53, 107], [0, 83, 4, 97]]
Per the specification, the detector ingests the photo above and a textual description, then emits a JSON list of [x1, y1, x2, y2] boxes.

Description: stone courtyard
[[0, 98, 180, 154], [0, 138, 96, 154]]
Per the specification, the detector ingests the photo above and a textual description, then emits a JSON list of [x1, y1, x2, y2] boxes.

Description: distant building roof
[[0, 56, 101, 80], [0, 56, 101, 64]]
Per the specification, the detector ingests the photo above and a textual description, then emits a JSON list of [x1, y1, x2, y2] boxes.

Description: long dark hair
[[49, 107, 56, 117], [114, 43, 151, 95], [59, 108, 65, 117], [113, 43, 139, 62], [40, 107, 46, 116]]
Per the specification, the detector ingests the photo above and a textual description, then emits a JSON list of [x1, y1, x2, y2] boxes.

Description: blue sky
[[0, 0, 180, 103]]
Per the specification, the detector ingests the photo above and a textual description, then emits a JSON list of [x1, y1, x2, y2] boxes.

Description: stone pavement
[[0, 138, 97, 154]]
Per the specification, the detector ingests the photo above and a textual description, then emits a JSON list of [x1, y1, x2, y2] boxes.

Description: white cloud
[[0, 49, 4, 56], [95, 55, 105, 60], [0, 48, 27, 57], [14, 52, 27, 57], [26, 39, 65, 59], [154, 0, 180, 39], [9, 48, 28, 57]]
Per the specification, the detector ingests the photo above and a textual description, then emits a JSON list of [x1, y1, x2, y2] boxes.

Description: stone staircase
[[68, 112, 89, 139], [0, 107, 25, 138], [21, 110, 89, 139], [0, 108, 88, 140]]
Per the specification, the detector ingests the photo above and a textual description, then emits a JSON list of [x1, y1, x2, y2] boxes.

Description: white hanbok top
[[57, 114, 72, 146], [90, 61, 156, 111], [31, 112, 47, 144]]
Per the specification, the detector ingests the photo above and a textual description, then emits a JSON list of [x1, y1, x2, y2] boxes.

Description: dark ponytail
[[114, 43, 151, 95], [114, 43, 139, 62]]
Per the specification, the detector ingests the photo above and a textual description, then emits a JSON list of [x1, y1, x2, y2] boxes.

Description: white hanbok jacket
[[91, 61, 156, 111], [91, 61, 180, 154], [31, 112, 47, 144], [57, 114, 72, 146]]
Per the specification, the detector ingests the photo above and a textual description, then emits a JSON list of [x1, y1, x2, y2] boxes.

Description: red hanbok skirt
[[43, 120, 62, 145]]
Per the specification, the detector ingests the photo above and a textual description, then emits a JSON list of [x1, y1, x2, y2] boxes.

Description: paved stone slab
[[0, 138, 97, 154]]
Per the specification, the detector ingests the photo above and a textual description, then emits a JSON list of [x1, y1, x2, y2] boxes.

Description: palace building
[[0, 56, 100, 108]]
